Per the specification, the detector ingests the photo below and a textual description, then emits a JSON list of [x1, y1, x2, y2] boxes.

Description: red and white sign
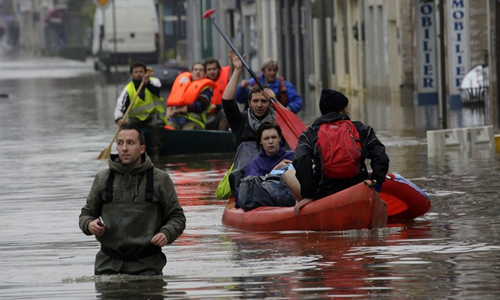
[[93, 0, 111, 9]]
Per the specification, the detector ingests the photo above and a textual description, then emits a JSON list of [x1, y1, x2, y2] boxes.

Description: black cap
[[319, 88, 349, 115]]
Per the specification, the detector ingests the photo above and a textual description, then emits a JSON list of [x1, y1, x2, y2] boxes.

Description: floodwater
[[1, 56, 500, 300]]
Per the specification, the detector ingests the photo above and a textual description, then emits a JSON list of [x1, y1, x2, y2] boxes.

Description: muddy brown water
[[0, 57, 499, 299]]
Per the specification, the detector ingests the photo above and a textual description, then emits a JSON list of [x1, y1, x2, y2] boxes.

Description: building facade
[[179, 0, 497, 129], [4, 0, 498, 130]]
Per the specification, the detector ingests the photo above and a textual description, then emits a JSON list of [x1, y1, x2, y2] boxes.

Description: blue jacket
[[235, 75, 303, 114], [244, 146, 294, 178]]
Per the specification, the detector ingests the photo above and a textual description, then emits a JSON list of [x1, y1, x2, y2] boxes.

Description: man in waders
[[79, 124, 186, 275]]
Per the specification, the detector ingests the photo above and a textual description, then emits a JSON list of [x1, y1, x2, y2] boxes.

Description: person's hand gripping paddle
[[203, 9, 306, 150], [97, 67, 153, 159]]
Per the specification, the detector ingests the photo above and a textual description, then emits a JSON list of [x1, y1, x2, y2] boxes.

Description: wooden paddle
[[96, 67, 153, 159], [203, 9, 307, 150]]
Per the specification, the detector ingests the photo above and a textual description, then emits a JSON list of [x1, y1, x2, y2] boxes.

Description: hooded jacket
[[293, 112, 389, 200], [79, 153, 186, 250]]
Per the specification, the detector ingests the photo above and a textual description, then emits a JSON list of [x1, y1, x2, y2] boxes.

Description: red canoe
[[380, 173, 431, 220], [222, 182, 388, 232], [221, 172, 431, 232]]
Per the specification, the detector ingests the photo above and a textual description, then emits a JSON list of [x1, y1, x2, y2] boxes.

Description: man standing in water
[[79, 124, 186, 275]]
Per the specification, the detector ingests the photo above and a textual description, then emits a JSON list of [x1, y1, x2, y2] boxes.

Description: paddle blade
[[203, 8, 216, 19], [97, 144, 111, 160], [273, 103, 307, 150]]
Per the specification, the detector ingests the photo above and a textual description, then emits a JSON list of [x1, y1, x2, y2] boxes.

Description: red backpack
[[316, 120, 362, 178]]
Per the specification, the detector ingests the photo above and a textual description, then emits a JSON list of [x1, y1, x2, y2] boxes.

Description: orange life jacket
[[167, 73, 217, 107], [166, 72, 192, 106], [210, 66, 230, 106], [182, 79, 217, 105]]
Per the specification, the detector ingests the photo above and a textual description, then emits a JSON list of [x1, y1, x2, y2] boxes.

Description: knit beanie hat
[[319, 88, 349, 115]]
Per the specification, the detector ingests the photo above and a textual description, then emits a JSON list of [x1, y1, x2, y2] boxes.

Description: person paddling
[[114, 61, 166, 155], [222, 50, 277, 193]]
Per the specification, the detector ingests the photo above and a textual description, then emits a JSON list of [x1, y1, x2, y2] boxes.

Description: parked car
[[150, 63, 189, 90]]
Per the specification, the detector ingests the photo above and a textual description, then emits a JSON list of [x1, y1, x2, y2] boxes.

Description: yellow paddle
[[96, 67, 153, 159]]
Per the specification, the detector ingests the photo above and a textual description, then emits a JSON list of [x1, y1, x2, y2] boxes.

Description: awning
[[43, 8, 66, 24], [460, 65, 489, 89]]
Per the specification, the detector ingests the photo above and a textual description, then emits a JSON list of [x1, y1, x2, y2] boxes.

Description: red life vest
[[211, 66, 230, 106], [316, 120, 362, 179]]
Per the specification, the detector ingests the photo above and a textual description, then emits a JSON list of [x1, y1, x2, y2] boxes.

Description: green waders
[[95, 169, 165, 275]]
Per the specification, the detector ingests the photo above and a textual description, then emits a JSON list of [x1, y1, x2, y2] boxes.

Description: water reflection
[[1, 56, 500, 299], [94, 277, 169, 300], [225, 231, 388, 298]]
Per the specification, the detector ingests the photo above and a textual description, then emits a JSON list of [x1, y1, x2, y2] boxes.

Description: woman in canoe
[[236, 121, 301, 210]]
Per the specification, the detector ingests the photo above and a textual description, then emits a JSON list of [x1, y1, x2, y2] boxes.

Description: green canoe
[[144, 128, 236, 156]]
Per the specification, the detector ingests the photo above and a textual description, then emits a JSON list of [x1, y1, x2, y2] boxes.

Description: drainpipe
[[112, 0, 118, 73], [437, 0, 447, 129], [319, 0, 329, 89], [158, 1, 165, 63]]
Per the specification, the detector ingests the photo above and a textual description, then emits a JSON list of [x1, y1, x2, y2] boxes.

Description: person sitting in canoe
[[166, 62, 216, 130], [222, 50, 277, 193], [234, 58, 303, 114], [204, 57, 230, 131], [236, 121, 301, 209], [114, 61, 167, 155], [293, 89, 390, 216]]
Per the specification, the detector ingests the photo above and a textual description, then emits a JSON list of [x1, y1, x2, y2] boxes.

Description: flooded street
[[1, 56, 500, 299]]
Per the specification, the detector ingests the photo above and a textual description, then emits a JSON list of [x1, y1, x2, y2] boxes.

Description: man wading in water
[[79, 124, 186, 275]]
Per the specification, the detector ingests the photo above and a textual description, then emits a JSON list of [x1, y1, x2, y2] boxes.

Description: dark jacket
[[293, 112, 389, 200], [222, 99, 257, 147], [79, 153, 186, 274]]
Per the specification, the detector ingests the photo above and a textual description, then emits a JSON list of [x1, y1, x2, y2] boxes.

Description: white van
[[92, 0, 159, 71]]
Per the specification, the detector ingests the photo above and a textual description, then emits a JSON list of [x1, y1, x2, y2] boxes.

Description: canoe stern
[[222, 183, 388, 232]]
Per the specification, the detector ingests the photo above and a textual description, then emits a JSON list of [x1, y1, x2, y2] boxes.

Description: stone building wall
[[469, 0, 489, 67]]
